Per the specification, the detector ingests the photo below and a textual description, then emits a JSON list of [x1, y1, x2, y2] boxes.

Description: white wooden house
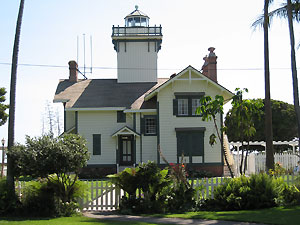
[[54, 7, 233, 177]]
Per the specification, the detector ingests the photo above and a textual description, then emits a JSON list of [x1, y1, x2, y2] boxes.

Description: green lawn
[[0, 216, 163, 225], [1, 206, 300, 225], [148, 205, 300, 225]]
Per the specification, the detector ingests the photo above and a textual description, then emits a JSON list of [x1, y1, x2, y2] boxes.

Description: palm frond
[[251, 14, 264, 30]]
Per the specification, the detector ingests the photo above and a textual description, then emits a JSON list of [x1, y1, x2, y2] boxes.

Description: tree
[[0, 88, 9, 126], [226, 99, 297, 143], [253, 0, 300, 158], [8, 134, 90, 202], [225, 89, 263, 175], [252, 0, 275, 171], [7, 0, 25, 192], [287, 0, 300, 152], [197, 95, 234, 178]]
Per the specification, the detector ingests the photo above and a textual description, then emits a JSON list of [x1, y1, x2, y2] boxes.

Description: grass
[[1, 206, 300, 225], [0, 215, 164, 225], [147, 205, 300, 225]]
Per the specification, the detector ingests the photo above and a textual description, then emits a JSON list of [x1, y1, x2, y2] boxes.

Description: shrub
[[203, 174, 284, 210], [167, 162, 196, 212], [275, 182, 300, 206], [0, 178, 20, 216], [21, 180, 57, 217], [20, 176, 88, 217], [269, 163, 287, 176], [109, 162, 170, 214], [109, 161, 197, 214]]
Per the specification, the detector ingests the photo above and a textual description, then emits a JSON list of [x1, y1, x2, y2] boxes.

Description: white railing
[[233, 152, 299, 175]]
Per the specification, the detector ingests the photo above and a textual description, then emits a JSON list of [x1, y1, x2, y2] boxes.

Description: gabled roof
[[145, 65, 234, 102], [111, 126, 140, 137], [54, 78, 168, 110]]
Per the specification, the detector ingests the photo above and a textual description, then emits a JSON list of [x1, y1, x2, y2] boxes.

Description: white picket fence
[[233, 152, 299, 175], [79, 178, 226, 211], [15, 175, 299, 212]]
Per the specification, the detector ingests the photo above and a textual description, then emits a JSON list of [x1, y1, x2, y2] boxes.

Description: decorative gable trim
[[144, 65, 233, 101], [111, 126, 140, 137]]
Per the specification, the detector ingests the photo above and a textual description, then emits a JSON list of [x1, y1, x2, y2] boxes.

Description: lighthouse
[[112, 6, 163, 83]]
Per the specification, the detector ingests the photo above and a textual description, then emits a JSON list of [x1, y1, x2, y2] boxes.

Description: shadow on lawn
[[185, 206, 300, 225]]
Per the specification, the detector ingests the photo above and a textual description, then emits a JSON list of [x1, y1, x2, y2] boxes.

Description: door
[[119, 135, 133, 166]]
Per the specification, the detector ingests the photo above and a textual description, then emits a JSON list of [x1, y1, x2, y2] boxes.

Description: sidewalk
[[84, 211, 266, 225]]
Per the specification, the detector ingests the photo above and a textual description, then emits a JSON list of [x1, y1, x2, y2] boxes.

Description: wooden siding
[[136, 112, 158, 163], [78, 111, 133, 165], [157, 78, 224, 164], [117, 42, 157, 83], [135, 112, 141, 164], [65, 111, 75, 131]]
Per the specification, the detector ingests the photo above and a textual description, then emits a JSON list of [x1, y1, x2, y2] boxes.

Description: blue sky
[[0, 0, 299, 147]]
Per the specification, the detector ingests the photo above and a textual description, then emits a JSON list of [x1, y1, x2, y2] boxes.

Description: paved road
[[84, 211, 267, 225]]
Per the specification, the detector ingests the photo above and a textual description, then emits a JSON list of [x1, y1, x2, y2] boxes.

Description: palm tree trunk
[[287, 0, 300, 150], [264, 0, 275, 172], [7, 0, 25, 191]]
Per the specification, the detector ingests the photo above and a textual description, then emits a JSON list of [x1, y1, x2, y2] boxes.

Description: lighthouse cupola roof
[[125, 5, 149, 27]]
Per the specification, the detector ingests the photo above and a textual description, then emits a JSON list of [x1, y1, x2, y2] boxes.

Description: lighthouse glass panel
[[134, 17, 141, 26], [141, 17, 147, 26], [126, 18, 131, 26]]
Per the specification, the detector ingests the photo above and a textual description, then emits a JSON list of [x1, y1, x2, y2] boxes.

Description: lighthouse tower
[[112, 6, 163, 83]]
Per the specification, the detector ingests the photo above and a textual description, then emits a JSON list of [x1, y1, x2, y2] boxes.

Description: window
[[176, 128, 205, 158], [141, 116, 157, 136], [145, 117, 156, 135], [173, 92, 205, 117], [192, 99, 201, 115], [93, 134, 101, 155], [178, 99, 188, 116], [117, 111, 126, 123]]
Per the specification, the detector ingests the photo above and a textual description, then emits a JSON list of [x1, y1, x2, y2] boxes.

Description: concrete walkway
[[84, 211, 266, 225]]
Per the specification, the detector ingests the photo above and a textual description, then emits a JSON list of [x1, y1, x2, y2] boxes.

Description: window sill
[[144, 133, 157, 136]]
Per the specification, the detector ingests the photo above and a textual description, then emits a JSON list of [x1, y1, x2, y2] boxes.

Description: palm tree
[[253, 1, 275, 172], [286, 0, 300, 152], [264, 0, 275, 172], [7, 0, 25, 192], [253, 0, 300, 157]]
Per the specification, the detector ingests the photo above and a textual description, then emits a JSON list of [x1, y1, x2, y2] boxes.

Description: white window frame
[[192, 98, 201, 115], [178, 99, 188, 116], [145, 117, 156, 135]]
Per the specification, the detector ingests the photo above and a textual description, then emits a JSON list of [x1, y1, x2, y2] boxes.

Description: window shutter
[[173, 99, 178, 115], [140, 117, 145, 134], [93, 134, 101, 155], [191, 131, 204, 156]]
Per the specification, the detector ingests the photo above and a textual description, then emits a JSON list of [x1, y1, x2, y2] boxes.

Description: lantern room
[[125, 5, 149, 27]]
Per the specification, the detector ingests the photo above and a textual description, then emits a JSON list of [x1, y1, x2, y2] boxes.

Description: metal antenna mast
[[76, 34, 93, 79]]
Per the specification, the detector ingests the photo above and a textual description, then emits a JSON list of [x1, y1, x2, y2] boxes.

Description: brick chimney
[[68, 60, 78, 82], [201, 47, 217, 82]]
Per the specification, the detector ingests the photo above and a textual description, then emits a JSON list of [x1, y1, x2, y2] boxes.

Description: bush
[[109, 162, 170, 214], [21, 180, 57, 217], [109, 161, 197, 214], [20, 176, 88, 217], [203, 174, 284, 210], [275, 182, 300, 206], [0, 178, 20, 216], [269, 163, 287, 176]]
